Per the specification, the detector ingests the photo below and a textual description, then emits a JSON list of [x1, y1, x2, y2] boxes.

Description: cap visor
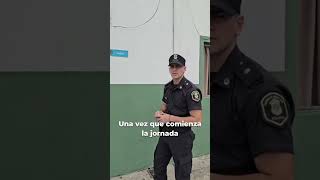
[[168, 62, 184, 66]]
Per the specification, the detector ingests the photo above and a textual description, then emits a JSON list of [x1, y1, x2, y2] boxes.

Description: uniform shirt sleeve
[[162, 86, 168, 104], [186, 88, 202, 111], [242, 87, 295, 157]]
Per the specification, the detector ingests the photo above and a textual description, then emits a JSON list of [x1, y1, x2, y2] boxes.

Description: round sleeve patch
[[260, 92, 289, 127], [191, 90, 201, 102]]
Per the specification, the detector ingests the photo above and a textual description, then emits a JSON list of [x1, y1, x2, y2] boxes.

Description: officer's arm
[[169, 110, 202, 123], [211, 153, 294, 180], [168, 88, 202, 122], [211, 90, 294, 180], [254, 152, 294, 179], [160, 102, 167, 112], [190, 110, 202, 122]]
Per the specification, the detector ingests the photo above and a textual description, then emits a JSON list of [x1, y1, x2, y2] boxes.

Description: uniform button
[[244, 68, 251, 74], [186, 83, 189, 85], [224, 78, 230, 86], [240, 61, 244, 65], [179, 86, 182, 89]]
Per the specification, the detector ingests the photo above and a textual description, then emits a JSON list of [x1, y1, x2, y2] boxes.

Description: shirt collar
[[169, 76, 187, 90], [213, 45, 242, 88]]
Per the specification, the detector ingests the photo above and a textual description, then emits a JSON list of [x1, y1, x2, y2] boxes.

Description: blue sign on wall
[[110, 49, 128, 58]]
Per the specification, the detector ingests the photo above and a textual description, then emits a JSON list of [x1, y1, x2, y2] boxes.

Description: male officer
[[211, 0, 295, 179], [153, 54, 203, 180]]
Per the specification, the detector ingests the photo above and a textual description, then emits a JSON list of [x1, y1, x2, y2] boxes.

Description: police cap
[[211, 0, 242, 17], [168, 54, 186, 66]]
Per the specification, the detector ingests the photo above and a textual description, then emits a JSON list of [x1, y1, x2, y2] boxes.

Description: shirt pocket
[[172, 92, 188, 113], [212, 92, 246, 145]]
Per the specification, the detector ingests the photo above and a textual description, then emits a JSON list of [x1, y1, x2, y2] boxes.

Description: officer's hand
[[157, 113, 171, 123], [154, 111, 162, 118]]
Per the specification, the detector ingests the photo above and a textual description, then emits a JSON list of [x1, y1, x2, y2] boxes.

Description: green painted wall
[[110, 37, 210, 177], [294, 111, 320, 179], [0, 72, 109, 180]]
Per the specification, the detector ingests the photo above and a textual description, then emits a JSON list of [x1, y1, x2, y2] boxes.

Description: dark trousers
[[153, 130, 195, 180]]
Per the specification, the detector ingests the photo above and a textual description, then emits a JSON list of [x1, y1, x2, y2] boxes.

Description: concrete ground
[[111, 154, 210, 180]]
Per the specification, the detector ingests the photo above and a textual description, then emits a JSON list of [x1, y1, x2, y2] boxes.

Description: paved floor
[[111, 154, 210, 180]]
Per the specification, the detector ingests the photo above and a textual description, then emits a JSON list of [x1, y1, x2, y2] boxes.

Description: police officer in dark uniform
[[153, 54, 203, 180], [211, 0, 295, 179]]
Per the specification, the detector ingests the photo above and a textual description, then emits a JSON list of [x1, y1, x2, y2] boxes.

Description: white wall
[[110, 0, 209, 84]]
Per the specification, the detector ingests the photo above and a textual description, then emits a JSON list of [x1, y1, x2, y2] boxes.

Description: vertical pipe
[[172, 0, 175, 54]]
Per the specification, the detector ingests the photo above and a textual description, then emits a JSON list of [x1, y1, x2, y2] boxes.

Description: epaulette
[[234, 55, 264, 87], [182, 79, 193, 90], [164, 81, 171, 88]]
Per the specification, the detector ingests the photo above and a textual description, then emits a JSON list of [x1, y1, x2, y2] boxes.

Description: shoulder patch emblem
[[260, 92, 289, 127], [191, 90, 201, 102]]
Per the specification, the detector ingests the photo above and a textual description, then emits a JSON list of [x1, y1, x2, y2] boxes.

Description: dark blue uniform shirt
[[211, 46, 295, 175], [161, 76, 202, 133]]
